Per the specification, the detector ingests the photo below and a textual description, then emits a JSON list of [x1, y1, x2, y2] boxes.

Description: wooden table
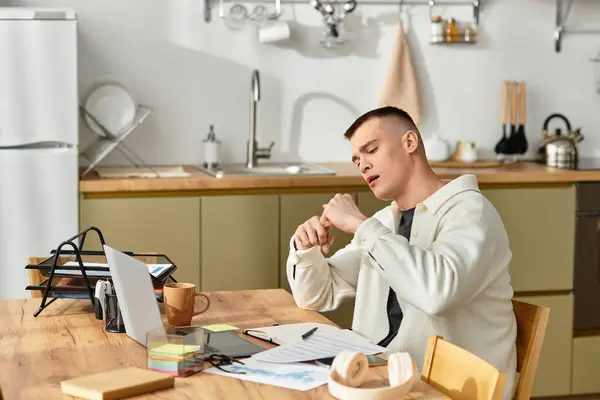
[[0, 289, 447, 399]]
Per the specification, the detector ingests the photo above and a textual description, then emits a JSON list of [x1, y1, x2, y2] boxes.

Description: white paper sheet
[[250, 328, 388, 363], [56, 261, 172, 278], [203, 358, 330, 391]]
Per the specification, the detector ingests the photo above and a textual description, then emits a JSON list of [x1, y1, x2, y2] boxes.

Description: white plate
[[84, 82, 136, 137]]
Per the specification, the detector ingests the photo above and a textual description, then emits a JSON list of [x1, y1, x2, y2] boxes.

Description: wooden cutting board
[[61, 367, 174, 400], [429, 160, 504, 168]]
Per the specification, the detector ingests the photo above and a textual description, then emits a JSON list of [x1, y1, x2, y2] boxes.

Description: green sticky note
[[201, 324, 238, 332]]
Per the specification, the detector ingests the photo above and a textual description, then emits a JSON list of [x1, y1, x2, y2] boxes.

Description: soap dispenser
[[202, 125, 221, 169]]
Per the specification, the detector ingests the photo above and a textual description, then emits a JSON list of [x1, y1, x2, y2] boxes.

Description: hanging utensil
[[268, 0, 283, 19], [339, 0, 357, 20], [225, 3, 248, 30], [512, 80, 528, 159], [250, 5, 269, 22], [507, 80, 519, 158], [494, 80, 511, 157]]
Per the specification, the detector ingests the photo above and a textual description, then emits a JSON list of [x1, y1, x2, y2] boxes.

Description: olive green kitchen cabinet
[[201, 194, 279, 292], [572, 336, 600, 395], [279, 193, 356, 329], [513, 294, 574, 397], [79, 197, 201, 288], [357, 191, 390, 218], [482, 186, 576, 292]]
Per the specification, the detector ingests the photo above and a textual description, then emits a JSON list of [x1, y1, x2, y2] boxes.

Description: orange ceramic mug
[[163, 282, 211, 327]]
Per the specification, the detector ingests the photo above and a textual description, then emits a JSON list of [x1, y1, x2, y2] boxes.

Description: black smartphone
[[315, 354, 387, 368]]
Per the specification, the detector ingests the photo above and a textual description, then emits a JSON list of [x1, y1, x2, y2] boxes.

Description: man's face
[[350, 116, 412, 201]]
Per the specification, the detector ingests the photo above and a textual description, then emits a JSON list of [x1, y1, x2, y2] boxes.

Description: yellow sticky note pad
[[149, 343, 202, 356], [201, 324, 239, 332]]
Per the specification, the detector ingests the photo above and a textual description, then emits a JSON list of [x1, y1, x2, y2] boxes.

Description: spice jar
[[464, 24, 477, 42], [445, 17, 458, 42], [430, 15, 444, 43]]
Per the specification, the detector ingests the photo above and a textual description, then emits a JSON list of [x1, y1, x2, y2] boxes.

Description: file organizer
[[25, 226, 178, 317]]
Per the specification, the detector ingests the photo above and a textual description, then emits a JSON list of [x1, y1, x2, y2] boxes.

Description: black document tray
[[25, 226, 178, 317]]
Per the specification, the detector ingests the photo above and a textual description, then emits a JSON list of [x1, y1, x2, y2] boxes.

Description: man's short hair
[[343, 106, 417, 139]]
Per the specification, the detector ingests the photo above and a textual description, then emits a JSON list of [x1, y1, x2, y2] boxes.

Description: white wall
[[16, 0, 600, 165]]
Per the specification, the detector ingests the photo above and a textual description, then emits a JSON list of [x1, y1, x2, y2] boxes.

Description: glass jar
[[431, 15, 444, 43], [464, 24, 477, 42], [445, 17, 458, 42]]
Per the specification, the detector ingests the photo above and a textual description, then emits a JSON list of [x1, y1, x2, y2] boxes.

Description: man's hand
[[294, 216, 335, 254], [322, 194, 367, 234]]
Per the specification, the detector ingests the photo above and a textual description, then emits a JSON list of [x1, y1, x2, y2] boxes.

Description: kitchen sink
[[195, 162, 336, 178]]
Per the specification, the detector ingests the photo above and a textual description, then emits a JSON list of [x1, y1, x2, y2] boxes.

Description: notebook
[[60, 367, 174, 400], [243, 322, 344, 345]]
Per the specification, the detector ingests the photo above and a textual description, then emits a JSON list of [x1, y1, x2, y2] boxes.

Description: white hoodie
[[286, 174, 517, 400]]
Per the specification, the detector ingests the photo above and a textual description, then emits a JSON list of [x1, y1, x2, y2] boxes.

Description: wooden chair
[[421, 334, 507, 400], [511, 299, 551, 400]]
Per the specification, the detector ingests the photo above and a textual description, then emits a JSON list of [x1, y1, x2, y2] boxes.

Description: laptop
[[104, 245, 163, 346], [103, 245, 265, 358]]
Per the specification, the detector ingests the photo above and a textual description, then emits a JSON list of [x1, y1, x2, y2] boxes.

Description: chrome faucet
[[247, 69, 274, 168]]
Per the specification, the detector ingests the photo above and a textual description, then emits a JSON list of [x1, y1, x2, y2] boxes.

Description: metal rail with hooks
[[204, 0, 480, 25]]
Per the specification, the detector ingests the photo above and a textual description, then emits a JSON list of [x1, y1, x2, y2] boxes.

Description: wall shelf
[[555, 0, 600, 53]]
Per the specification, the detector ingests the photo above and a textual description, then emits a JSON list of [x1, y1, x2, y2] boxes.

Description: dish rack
[[25, 226, 178, 317], [79, 104, 156, 178]]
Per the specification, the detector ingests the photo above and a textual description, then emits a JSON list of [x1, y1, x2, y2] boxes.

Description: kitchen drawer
[[572, 336, 600, 395], [513, 294, 573, 397], [482, 186, 576, 292]]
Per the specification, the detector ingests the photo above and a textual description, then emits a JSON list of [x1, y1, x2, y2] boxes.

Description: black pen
[[301, 327, 318, 340]]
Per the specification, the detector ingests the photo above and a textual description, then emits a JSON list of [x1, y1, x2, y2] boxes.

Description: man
[[286, 106, 517, 399]]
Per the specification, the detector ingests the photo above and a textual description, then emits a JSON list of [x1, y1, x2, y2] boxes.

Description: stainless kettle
[[537, 113, 584, 168]]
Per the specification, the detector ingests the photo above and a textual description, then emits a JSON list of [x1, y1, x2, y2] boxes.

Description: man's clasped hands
[[294, 194, 369, 254]]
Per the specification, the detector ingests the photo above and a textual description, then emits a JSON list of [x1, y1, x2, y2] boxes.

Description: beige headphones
[[328, 350, 418, 400]]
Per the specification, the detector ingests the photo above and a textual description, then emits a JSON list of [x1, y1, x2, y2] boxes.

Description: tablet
[[202, 330, 265, 360]]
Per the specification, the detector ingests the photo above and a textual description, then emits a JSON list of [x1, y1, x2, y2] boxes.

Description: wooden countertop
[[0, 289, 446, 399], [79, 162, 600, 196]]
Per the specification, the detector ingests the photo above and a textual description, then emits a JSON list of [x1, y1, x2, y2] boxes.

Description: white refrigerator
[[0, 7, 79, 300]]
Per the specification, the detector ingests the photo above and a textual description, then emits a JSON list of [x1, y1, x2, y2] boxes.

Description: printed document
[[203, 358, 330, 391], [250, 328, 387, 363]]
